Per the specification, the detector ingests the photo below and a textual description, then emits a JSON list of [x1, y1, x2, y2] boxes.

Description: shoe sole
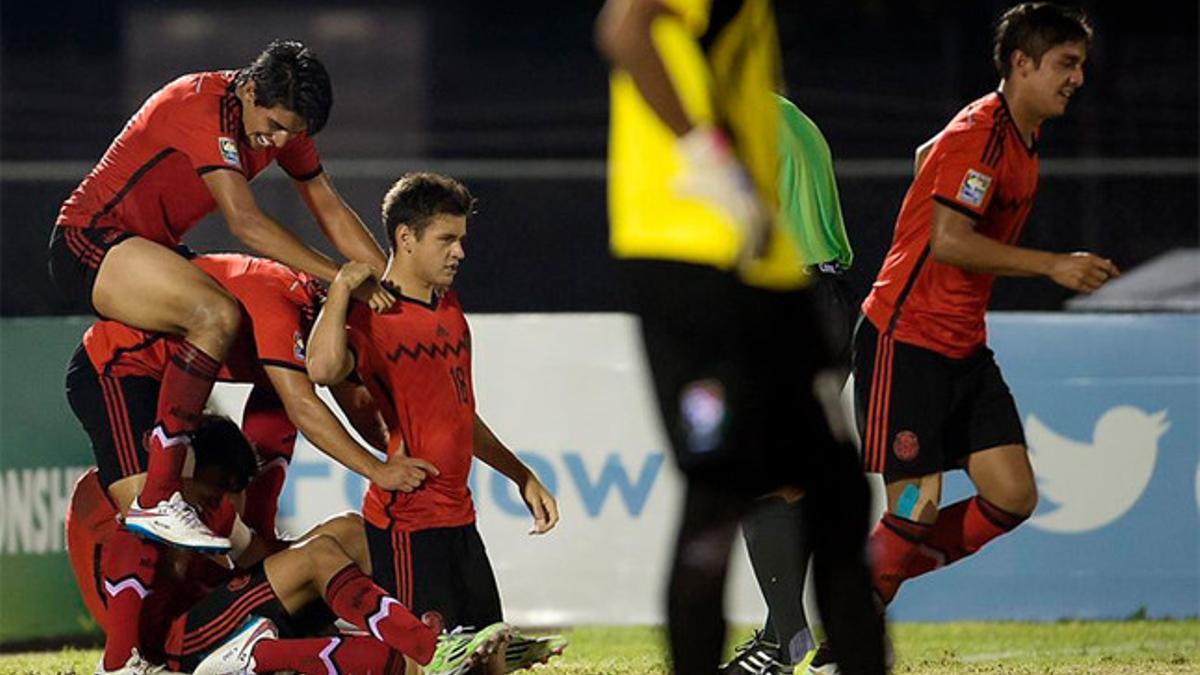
[[124, 521, 231, 554]]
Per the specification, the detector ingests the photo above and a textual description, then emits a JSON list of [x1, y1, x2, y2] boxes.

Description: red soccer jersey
[[56, 71, 322, 247], [82, 254, 321, 385], [346, 291, 476, 532], [862, 92, 1039, 358]]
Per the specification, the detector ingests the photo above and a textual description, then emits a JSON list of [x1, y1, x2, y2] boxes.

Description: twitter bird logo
[[1027, 406, 1170, 533]]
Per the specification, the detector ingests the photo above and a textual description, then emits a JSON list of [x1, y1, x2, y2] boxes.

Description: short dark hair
[[238, 39, 333, 135], [993, 3, 1093, 78], [381, 172, 476, 251], [191, 414, 258, 493]]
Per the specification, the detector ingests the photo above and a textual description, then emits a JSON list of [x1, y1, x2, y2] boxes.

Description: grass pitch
[[1, 620, 1196, 674]]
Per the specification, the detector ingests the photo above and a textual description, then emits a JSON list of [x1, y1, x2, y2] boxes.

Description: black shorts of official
[[48, 225, 136, 315], [365, 521, 502, 630], [166, 562, 336, 672], [65, 344, 158, 489], [621, 259, 843, 496], [807, 269, 858, 370], [852, 317, 1026, 480]]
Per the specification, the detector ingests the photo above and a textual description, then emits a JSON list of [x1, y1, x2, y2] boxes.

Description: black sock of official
[[743, 495, 812, 664]]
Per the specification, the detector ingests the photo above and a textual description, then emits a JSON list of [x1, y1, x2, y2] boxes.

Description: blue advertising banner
[[890, 313, 1200, 620]]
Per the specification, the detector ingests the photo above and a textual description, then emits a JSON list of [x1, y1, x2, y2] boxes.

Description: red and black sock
[[868, 512, 932, 605], [101, 529, 161, 669], [324, 564, 437, 665], [252, 635, 406, 675], [908, 496, 1028, 578], [141, 341, 221, 504], [240, 395, 297, 539]]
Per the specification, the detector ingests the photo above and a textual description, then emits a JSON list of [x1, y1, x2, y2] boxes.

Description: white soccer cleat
[[191, 616, 278, 675], [125, 491, 231, 553], [95, 648, 183, 675]]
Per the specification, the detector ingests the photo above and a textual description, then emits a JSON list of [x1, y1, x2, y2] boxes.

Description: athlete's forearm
[[597, 0, 692, 136], [472, 414, 533, 487], [306, 284, 354, 385], [229, 211, 340, 282], [933, 220, 1055, 277], [296, 175, 388, 273], [284, 386, 384, 481], [930, 204, 1054, 277]]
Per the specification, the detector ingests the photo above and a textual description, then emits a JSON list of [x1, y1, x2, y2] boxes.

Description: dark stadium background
[[2, 0, 1196, 317]]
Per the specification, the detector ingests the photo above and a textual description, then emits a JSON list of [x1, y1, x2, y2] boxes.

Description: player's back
[[863, 92, 1040, 358], [82, 253, 319, 383]]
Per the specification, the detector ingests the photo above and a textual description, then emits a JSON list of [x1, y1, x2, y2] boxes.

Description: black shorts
[[65, 344, 158, 489], [852, 317, 1026, 479], [48, 225, 135, 314], [365, 521, 502, 630], [166, 562, 334, 671], [622, 259, 842, 495], [808, 270, 859, 370]]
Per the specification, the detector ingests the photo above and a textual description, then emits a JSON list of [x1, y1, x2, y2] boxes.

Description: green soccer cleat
[[503, 632, 568, 672], [426, 622, 512, 675]]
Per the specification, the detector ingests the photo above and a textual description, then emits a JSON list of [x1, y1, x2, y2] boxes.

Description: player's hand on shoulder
[[521, 477, 560, 535], [335, 261, 396, 313], [673, 124, 770, 267], [1049, 251, 1120, 293], [334, 261, 375, 292], [372, 451, 440, 493]]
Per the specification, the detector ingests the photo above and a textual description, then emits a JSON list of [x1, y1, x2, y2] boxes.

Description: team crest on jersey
[[957, 169, 992, 208], [218, 136, 241, 167], [293, 331, 306, 361], [893, 430, 920, 461]]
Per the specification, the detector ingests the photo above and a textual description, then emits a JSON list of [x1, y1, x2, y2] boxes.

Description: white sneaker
[[191, 616, 278, 675], [95, 648, 183, 675], [125, 491, 231, 553]]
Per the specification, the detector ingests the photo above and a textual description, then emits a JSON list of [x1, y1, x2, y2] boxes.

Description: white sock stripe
[[104, 578, 149, 599], [259, 457, 290, 473], [366, 597, 399, 642], [151, 425, 191, 449], [319, 636, 342, 675]]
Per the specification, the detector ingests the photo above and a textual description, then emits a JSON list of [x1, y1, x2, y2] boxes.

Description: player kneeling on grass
[[306, 172, 566, 674], [67, 415, 509, 675]]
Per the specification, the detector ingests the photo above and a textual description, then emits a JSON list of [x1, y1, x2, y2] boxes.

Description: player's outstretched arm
[[205, 170, 394, 312], [930, 202, 1119, 292], [205, 168, 340, 280], [472, 414, 560, 534], [307, 262, 367, 385], [294, 173, 389, 274]]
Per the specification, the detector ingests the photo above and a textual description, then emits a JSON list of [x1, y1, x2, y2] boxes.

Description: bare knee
[[299, 533, 352, 575], [181, 290, 241, 350], [984, 476, 1038, 517]]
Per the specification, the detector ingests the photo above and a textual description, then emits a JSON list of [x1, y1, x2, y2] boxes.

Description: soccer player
[[821, 3, 1118, 672], [721, 95, 857, 675], [48, 39, 394, 551], [67, 416, 504, 675], [65, 252, 433, 540], [306, 172, 561, 674], [596, 2, 885, 674]]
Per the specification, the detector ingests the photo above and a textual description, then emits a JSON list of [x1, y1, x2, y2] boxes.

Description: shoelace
[[165, 494, 205, 530]]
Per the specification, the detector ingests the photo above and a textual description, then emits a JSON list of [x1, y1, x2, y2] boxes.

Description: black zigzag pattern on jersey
[[384, 335, 471, 363]]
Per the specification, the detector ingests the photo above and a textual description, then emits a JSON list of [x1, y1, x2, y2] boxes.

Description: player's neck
[[997, 80, 1040, 147], [382, 262, 436, 303]]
